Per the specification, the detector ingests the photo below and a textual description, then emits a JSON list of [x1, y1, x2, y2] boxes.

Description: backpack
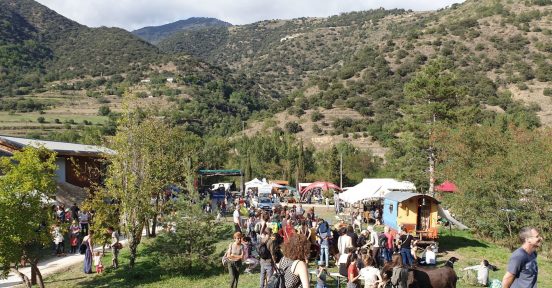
[[266, 267, 286, 288], [258, 241, 272, 260], [267, 260, 296, 288], [378, 233, 388, 248]]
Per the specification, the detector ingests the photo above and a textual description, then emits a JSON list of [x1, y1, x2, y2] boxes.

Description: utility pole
[[429, 109, 436, 198], [340, 152, 343, 189]]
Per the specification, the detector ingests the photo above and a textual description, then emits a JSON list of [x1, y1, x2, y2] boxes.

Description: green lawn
[[39, 227, 551, 288]]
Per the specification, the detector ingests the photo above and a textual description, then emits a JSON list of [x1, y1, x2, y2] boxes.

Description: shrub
[[37, 116, 46, 123], [543, 88, 552, 96], [98, 106, 111, 116], [285, 122, 303, 133], [312, 124, 322, 134], [517, 82, 529, 90], [311, 111, 324, 122], [147, 196, 224, 275]]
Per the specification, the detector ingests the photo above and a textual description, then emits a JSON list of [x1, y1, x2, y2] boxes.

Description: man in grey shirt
[[502, 227, 542, 288]]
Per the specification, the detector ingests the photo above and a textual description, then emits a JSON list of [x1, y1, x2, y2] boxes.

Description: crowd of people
[[223, 198, 442, 288], [48, 203, 121, 275]]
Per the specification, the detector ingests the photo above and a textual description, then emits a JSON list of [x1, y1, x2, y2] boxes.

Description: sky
[[35, 0, 465, 31]]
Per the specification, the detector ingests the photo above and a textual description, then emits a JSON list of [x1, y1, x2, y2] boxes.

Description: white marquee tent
[[338, 178, 416, 204], [245, 178, 264, 191]]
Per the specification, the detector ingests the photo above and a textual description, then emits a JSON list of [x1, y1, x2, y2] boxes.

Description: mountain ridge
[[132, 17, 232, 44]]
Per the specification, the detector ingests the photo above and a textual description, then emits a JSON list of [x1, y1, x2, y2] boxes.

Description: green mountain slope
[[0, 0, 160, 95], [158, 9, 407, 97], [132, 17, 232, 44], [158, 0, 552, 131]]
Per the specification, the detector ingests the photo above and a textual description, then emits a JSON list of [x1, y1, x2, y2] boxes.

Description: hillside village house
[[0, 136, 114, 204]]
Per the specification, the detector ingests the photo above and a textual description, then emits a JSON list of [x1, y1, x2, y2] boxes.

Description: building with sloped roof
[[0, 136, 114, 204]]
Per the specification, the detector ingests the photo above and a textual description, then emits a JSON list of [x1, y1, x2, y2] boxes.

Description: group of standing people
[[49, 202, 122, 275], [82, 226, 121, 274], [50, 203, 91, 257]]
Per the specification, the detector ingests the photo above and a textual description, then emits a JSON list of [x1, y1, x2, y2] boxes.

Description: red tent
[[435, 181, 458, 193], [301, 181, 341, 194]]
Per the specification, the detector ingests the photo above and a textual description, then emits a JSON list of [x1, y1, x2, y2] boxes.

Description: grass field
[[37, 219, 551, 288]]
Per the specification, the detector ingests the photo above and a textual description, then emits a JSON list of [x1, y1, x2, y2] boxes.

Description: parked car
[[255, 196, 280, 211]]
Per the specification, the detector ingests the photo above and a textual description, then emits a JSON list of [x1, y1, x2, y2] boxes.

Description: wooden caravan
[[383, 191, 439, 240]]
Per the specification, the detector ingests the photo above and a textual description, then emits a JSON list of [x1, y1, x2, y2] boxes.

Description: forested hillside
[[159, 0, 552, 125], [132, 17, 232, 44], [0, 0, 160, 95]]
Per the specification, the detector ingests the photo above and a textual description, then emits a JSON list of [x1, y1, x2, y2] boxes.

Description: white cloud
[[35, 0, 464, 31]]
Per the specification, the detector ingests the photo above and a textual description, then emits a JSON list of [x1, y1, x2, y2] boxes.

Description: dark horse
[[381, 255, 459, 288]]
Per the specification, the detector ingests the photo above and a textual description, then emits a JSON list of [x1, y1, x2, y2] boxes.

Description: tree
[[81, 187, 120, 253], [105, 100, 203, 267], [435, 123, 552, 248], [147, 194, 220, 274], [0, 147, 57, 288], [387, 58, 467, 193]]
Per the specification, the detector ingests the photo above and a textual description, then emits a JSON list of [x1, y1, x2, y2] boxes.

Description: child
[[70, 232, 78, 254], [241, 236, 259, 273], [94, 251, 104, 274], [463, 259, 490, 286], [316, 261, 328, 288]]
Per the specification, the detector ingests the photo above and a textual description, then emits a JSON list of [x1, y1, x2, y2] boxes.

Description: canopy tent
[[245, 178, 264, 190], [301, 181, 341, 194], [435, 180, 458, 193], [338, 178, 416, 204]]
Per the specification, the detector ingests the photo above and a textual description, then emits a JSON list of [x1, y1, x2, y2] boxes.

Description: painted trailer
[[383, 191, 439, 240]]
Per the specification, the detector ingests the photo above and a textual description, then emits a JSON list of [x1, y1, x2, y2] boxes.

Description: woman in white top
[[359, 257, 382, 288]]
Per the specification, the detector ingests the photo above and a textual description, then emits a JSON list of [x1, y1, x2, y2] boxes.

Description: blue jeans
[[320, 245, 329, 267], [259, 261, 273, 288], [400, 248, 414, 266], [383, 248, 393, 262]]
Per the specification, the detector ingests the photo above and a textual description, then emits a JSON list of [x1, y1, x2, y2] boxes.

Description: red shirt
[[347, 263, 358, 282]]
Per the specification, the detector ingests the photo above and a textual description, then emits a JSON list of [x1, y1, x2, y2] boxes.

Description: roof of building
[[384, 191, 437, 203], [198, 169, 243, 176], [0, 136, 114, 157]]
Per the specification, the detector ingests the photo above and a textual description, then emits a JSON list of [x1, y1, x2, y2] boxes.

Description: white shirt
[[79, 213, 89, 223], [338, 253, 349, 264], [337, 235, 353, 255], [425, 250, 436, 265], [360, 266, 380, 287], [463, 265, 489, 285], [233, 210, 240, 224], [369, 231, 379, 248]]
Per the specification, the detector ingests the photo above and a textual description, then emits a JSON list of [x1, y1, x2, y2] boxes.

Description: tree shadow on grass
[[75, 248, 228, 287], [439, 234, 489, 252]]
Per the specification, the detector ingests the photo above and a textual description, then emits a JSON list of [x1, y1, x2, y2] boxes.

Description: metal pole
[[340, 152, 343, 189]]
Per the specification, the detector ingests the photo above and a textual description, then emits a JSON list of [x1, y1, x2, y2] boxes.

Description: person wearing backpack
[[259, 227, 274, 288], [225, 232, 244, 288], [317, 218, 331, 267], [270, 234, 310, 288]]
